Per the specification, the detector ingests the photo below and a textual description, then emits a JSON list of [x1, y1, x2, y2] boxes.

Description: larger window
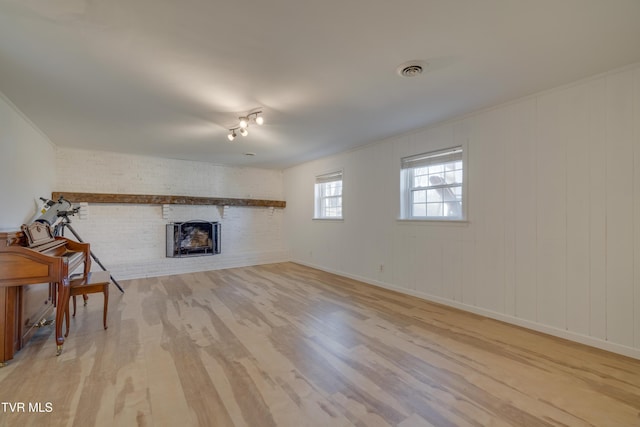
[[314, 171, 343, 219], [401, 146, 463, 220]]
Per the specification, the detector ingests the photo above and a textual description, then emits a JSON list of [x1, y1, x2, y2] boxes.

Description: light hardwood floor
[[1, 262, 639, 426]]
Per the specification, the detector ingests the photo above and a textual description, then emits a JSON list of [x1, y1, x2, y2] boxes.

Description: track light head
[[226, 110, 263, 142]]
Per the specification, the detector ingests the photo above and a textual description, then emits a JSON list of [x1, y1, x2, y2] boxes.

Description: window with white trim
[[401, 146, 463, 220], [314, 171, 343, 219]]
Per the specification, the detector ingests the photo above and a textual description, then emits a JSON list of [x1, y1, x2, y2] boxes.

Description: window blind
[[401, 146, 462, 169], [315, 171, 343, 184]]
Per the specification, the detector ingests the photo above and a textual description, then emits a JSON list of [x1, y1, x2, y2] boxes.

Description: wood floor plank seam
[[1, 262, 639, 426]]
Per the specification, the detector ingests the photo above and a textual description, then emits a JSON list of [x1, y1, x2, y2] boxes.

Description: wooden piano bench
[[65, 270, 111, 337]]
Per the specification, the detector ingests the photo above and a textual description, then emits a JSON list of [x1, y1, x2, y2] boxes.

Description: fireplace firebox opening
[[166, 221, 220, 257]]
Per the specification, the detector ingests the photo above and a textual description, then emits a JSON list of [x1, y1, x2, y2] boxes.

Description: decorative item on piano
[[35, 196, 79, 227], [33, 195, 125, 294]]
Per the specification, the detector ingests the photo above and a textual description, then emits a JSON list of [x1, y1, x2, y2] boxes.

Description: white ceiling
[[1, 1, 639, 169]]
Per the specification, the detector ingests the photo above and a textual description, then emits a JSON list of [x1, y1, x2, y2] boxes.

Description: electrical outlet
[[379, 264, 384, 272]]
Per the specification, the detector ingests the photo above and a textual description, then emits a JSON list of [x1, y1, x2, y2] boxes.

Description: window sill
[[397, 218, 468, 226], [312, 218, 344, 222]]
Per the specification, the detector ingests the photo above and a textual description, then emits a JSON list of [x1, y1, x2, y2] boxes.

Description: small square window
[[314, 171, 343, 219], [401, 147, 464, 220]]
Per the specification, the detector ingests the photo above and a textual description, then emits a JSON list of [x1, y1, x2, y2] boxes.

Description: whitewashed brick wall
[[55, 148, 288, 279], [55, 148, 283, 199]]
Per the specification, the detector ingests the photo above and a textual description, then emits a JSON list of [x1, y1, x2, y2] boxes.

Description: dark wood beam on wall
[[51, 192, 286, 208]]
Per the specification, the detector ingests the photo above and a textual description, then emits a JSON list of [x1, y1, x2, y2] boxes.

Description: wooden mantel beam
[[51, 192, 286, 208]]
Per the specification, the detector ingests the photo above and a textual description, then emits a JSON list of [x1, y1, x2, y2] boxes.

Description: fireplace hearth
[[166, 221, 221, 257]]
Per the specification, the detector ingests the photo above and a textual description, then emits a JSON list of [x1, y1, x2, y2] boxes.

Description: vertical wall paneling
[[283, 63, 640, 358], [460, 119, 477, 306], [605, 70, 635, 346], [420, 228, 444, 297], [473, 111, 506, 313], [514, 99, 538, 322], [503, 104, 518, 316], [452, 122, 467, 303], [461, 237, 477, 306], [536, 90, 568, 330], [634, 68, 640, 348], [442, 238, 462, 302], [0, 92, 55, 229], [588, 79, 608, 340], [379, 142, 397, 285], [342, 150, 365, 276], [565, 84, 591, 335], [414, 226, 429, 295], [391, 136, 413, 292], [393, 224, 413, 292], [408, 231, 419, 292]]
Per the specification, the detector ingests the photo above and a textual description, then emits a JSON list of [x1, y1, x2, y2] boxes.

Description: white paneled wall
[[0, 92, 55, 230], [55, 148, 287, 279], [283, 63, 640, 358]]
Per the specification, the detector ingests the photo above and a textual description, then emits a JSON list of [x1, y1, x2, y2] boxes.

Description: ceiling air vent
[[396, 60, 427, 77]]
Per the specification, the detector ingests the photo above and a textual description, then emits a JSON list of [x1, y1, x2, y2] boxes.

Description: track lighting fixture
[[227, 110, 264, 141], [247, 111, 264, 125]]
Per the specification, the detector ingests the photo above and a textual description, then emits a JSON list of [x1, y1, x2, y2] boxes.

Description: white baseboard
[[105, 250, 291, 280], [291, 259, 640, 361]]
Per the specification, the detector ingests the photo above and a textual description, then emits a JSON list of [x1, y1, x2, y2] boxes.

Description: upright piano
[[0, 223, 90, 365]]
